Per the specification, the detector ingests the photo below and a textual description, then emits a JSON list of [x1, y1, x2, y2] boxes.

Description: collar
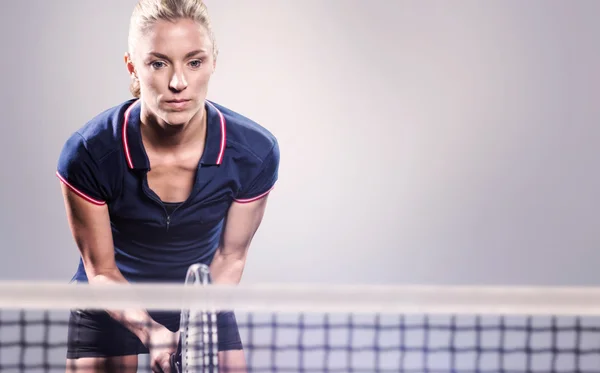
[[121, 99, 227, 170]]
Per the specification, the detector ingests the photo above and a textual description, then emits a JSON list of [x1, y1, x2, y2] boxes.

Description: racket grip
[[169, 351, 181, 373]]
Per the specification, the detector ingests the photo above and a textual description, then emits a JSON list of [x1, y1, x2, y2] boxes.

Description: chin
[[162, 111, 194, 127]]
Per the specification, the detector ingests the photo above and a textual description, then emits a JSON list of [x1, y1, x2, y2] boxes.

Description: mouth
[[164, 99, 191, 109]]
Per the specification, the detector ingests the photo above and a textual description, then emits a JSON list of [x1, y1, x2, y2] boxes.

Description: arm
[[57, 132, 176, 371], [209, 195, 271, 285], [210, 138, 280, 284], [60, 183, 165, 346]]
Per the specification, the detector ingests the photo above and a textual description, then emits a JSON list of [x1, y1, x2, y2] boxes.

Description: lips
[[164, 99, 191, 109]]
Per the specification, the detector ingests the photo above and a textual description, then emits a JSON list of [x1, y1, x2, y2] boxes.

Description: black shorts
[[66, 309, 243, 359]]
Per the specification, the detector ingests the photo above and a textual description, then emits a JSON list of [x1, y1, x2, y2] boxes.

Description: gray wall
[[1, 0, 597, 286], [1, 1, 599, 371]]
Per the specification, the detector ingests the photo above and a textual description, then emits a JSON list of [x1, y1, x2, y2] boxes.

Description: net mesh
[[1, 281, 600, 372]]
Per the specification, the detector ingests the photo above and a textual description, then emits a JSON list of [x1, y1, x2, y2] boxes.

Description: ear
[[124, 53, 136, 77]]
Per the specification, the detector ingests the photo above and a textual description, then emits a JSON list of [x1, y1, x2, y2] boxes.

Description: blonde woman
[[57, 0, 279, 371]]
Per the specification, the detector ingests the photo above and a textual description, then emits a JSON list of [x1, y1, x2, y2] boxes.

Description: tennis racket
[[170, 263, 219, 373]]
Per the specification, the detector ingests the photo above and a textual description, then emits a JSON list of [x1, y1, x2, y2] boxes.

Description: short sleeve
[[234, 141, 280, 203], [56, 132, 109, 206]]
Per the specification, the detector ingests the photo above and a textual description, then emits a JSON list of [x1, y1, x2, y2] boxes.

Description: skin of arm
[[209, 195, 271, 285], [60, 183, 164, 346]]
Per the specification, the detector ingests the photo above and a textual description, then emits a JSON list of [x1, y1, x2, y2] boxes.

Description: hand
[[148, 323, 180, 373]]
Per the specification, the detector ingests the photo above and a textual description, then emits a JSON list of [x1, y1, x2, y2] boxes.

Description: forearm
[[209, 248, 247, 285], [210, 197, 270, 285], [64, 186, 166, 347], [87, 268, 159, 346]]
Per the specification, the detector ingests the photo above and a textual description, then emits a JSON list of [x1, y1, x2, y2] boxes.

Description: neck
[[140, 105, 206, 150]]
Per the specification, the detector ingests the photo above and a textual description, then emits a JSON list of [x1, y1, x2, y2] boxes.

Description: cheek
[[139, 72, 162, 93], [191, 70, 213, 89]]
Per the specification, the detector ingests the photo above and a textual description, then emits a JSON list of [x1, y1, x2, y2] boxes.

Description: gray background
[[0, 0, 597, 286], [0, 0, 599, 371]]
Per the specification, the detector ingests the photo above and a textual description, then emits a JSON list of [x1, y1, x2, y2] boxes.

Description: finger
[[158, 353, 173, 373], [160, 360, 171, 373], [151, 356, 168, 373]]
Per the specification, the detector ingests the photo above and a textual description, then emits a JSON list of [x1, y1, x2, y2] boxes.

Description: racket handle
[[169, 351, 181, 373]]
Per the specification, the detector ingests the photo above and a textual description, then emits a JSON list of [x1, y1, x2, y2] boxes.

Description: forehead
[[137, 18, 212, 54]]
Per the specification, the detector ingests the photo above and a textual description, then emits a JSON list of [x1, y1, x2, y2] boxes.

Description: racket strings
[[178, 263, 219, 373], [182, 308, 218, 373]]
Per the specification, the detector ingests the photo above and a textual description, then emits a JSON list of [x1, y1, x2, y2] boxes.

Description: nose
[[169, 69, 188, 92]]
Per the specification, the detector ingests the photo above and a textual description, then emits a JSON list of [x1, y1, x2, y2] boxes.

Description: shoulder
[[62, 99, 135, 161], [208, 100, 279, 163], [56, 100, 135, 203], [206, 101, 280, 201], [67, 100, 134, 159]]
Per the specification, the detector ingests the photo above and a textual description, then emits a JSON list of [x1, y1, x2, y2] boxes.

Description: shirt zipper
[[142, 177, 173, 231]]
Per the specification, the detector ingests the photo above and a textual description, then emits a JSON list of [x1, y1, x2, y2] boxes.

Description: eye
[[150, 61, 166, 69], [189, 59, 203, 69]]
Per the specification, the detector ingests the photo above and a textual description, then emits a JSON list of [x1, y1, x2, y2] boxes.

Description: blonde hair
[[127, 0, 218, 97]]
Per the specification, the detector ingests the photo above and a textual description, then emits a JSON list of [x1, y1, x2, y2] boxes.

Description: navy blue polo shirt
[[56, 98, 279, 283]]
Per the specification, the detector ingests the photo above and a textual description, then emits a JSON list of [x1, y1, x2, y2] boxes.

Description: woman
[[56, 0, 279, 372]]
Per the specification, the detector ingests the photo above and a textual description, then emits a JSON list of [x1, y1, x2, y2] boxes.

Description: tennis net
[[1, 274, 600, 372]]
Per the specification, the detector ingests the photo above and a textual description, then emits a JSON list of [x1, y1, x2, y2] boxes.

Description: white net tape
[[2, 281, 600, 315]]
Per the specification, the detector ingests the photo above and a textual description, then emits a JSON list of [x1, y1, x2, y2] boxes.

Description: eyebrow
[[147, 49, 207, 59]]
